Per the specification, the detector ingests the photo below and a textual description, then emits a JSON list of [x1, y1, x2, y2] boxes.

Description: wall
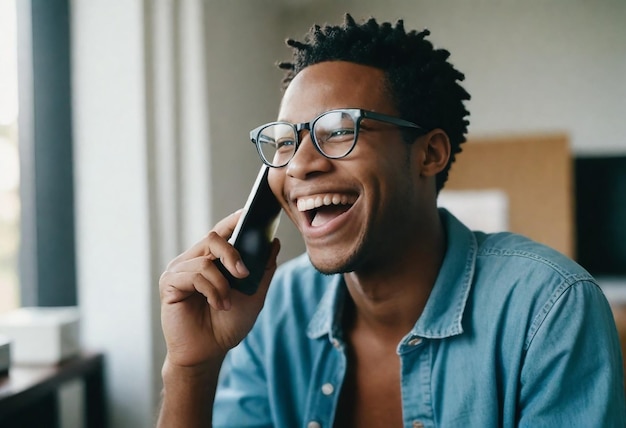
[[237, 0, 626, 261], [202, 1, 306, 264], [71, 0, 625, 426], [280, 0, 626, 155], [72, 1, 155, 426], [72, 1, 284, 426]]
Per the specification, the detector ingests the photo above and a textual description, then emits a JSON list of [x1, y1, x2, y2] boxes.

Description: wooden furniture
[[445, 133, 574, 258], [0, 351, 106, 428], [611, 303, 626, 377], [446, 134, 626, 392]]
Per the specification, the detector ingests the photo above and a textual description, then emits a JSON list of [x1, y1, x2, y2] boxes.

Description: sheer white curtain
[[73, 0, 212, 426]]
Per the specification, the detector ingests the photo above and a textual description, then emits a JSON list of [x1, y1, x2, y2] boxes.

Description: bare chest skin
[[334, 307, 404, 427]]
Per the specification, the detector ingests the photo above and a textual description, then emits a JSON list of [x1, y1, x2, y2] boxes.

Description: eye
[[326, 128, 355, 142], [276, 138, 295, 150], [330, 128, 354, 137]]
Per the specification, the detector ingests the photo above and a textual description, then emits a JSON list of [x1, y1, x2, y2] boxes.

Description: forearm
[[157, 356, 225, 428]]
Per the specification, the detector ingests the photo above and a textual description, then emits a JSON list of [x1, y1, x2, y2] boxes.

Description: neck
[[342, 210, 446, 343]]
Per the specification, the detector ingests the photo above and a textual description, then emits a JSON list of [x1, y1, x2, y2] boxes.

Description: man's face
[[268, 61, 429, 274]]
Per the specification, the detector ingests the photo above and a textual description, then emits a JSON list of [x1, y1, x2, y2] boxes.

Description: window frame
[[16, 0, 76, 307]]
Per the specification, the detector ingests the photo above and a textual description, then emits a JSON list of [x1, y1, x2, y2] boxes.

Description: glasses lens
[[257, 123, 296, 167], [313, 111, 357, 158]]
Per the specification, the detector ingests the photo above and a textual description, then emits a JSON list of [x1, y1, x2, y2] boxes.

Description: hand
[[159, 210, 281, 368]]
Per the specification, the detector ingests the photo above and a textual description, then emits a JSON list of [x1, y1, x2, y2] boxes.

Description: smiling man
[[157, 15, 625, 427]]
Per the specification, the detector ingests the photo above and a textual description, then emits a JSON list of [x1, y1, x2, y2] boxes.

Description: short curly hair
[[278, 14, 471, 192]]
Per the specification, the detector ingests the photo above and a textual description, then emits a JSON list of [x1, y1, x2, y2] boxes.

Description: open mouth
[[297, 193, 358, 227]]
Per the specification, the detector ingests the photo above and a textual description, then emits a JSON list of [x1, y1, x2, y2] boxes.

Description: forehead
[[278, 61, 393, 122]]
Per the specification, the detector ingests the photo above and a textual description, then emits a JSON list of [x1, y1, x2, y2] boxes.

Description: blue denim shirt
[[214, 210, 626, 427]]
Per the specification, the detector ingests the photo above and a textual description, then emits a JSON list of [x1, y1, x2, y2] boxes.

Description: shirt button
[[307, 421, 322, 428], [412, 421, 424, 428], [408, 337, 422, 346], [321, 383, 334, 395]]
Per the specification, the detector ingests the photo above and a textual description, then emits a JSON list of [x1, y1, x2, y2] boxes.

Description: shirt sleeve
[[213, 335, 273, 428], [518, 280, 626, 427]]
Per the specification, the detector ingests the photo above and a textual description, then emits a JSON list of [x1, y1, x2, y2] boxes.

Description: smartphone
[[216, 165, 281, 295]]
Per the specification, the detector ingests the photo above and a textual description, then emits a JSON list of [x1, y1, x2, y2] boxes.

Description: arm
[[156, 211, 280, 427], [158, 356, 223, 428], [519, 281, 626, 426]]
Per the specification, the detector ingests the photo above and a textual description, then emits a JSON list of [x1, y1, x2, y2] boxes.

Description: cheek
[[370, 163, 419, 219], [267, 169, 284, 201], [268, 168, 295, 219]]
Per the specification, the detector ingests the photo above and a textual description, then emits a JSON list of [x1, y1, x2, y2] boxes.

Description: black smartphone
[[217, 165, 281, 295]]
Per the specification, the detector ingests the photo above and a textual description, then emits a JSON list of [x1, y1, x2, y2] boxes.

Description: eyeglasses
[[249, 108, 426, 168]]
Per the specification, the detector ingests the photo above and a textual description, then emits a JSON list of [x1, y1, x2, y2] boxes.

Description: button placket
[[407, 336, 422, 346], [400, 337, 433, 427], [321, 383, 334, 395]]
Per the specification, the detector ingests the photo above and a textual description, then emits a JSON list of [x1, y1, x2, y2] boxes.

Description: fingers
[[166, 210, 250, 276], [203, 230, 249, 278], [160, 211, 282, 314], [213, 209, 243, 237], [160, 256, 232, 310], [172, 210, 243, 262], [160, 210, 245, 308]]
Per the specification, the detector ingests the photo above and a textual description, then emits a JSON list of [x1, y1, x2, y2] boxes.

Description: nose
[[286, 131, 332, 180]]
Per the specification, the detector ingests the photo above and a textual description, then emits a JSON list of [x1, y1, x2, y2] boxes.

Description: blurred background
[[0, 0, 625, 426]]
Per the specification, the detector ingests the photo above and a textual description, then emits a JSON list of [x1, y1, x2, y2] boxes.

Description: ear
[[417, 129, 451, 178]]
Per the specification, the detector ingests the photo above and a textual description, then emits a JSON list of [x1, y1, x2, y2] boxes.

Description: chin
[[307, 249, 362, 276]]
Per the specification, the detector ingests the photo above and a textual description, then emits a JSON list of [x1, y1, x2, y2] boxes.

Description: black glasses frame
[[249, 108, 426, 168]]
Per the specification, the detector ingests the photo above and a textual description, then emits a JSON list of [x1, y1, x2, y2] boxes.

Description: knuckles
[[198, 256, 214, 271], [205, 230, 222, 243], [158, 226, 238, 297], [158, 270, 171, 289]]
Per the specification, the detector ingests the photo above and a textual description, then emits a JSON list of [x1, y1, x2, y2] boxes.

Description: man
[[158, 15, 625, 427]]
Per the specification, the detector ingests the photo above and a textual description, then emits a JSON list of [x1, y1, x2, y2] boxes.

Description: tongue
[[311, 205, 350, 227]]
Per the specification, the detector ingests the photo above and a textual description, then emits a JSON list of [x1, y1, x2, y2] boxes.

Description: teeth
[[297, 193, 356, 212]]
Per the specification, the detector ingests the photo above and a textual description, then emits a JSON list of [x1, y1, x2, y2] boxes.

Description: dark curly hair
[[278, 14, 470, 192]]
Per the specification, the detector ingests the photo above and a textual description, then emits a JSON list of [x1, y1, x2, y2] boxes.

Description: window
[[0, 0, 20, 313], [1, 0, 76, 311]]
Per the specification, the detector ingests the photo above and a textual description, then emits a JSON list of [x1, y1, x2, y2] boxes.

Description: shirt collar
[[306, 273, 345, 340], [307, 209, 477, 342], [410, 209, 477, 339]]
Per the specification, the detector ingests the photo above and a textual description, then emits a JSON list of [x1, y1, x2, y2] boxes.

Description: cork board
[[444, 133, 574, 258]]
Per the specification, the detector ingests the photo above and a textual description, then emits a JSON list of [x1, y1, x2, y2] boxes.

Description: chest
[[262, 330, 518, 428], [333, 338, 404, 428]]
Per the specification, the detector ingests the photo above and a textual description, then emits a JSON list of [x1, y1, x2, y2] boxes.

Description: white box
[[0, 307, 80, 365]]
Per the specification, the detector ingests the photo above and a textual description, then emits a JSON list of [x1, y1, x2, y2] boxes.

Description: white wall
[[203, 0, 305, 265], [71, 1, 625, 426], [72, 1, 155, 426], [280, 0, 626, 155], [72, 1, 286, 427]]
